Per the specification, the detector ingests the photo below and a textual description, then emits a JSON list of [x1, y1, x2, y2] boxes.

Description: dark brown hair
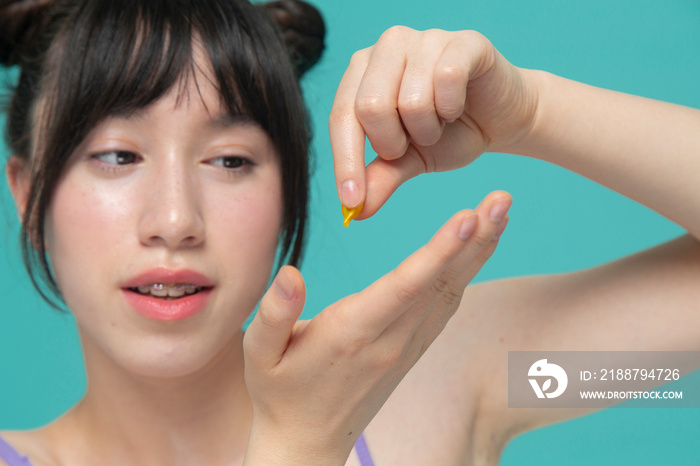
[[0, 0, 325, 308]]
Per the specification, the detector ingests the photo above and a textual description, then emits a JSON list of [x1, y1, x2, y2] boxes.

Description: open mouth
[[128, 284, 206, 300]]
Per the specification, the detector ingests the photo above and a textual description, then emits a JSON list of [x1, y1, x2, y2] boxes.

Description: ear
[[6, 155, 31, 221]]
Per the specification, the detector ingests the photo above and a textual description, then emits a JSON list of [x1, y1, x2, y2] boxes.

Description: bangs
[[40, 0, 297, 139]]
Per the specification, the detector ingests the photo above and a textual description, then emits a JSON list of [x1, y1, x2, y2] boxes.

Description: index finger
[[329, 49, 370, 209], [341, 208, 475, 338]]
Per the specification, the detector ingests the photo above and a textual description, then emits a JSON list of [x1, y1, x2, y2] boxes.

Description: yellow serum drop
[[341, 203, 364, 228]]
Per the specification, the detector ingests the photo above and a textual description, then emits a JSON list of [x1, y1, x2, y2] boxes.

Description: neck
[[52, 328, 253, 466]]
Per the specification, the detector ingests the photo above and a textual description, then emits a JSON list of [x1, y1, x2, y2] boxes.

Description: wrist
[[494, 68, 548, 157], [243, 420, 352, 466]]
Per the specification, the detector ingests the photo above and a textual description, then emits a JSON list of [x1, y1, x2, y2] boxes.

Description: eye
[[92, 150, 139, 166], [208, 156, 253, 170]]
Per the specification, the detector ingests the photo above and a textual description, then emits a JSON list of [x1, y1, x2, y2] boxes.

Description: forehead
[[115, 42, 225, 116]]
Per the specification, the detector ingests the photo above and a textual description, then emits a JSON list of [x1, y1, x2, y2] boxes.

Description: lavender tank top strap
[[0, 436, 33, 466], [354, 432, 376, 466]]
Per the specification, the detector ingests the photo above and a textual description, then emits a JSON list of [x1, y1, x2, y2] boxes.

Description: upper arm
[[415, 234, 700, 456]]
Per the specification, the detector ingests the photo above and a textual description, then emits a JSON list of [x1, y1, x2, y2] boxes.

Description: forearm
[[508, 70, 700, 239]]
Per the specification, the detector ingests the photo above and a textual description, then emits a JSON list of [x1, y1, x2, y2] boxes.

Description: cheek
[[46, 177, 131, 288], [204, 176, 284, 274]]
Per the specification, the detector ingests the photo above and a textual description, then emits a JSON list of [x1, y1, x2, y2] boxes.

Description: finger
[[383, 192, 511, 342], [397, 30, 445, 147], [329, 48, 371, 209], [354, 146, 427, 220], [244, 266, 306, 369], [416, 214, 509, 354], [434, 32, 492, 122], [344, 204, 486, 340], [354, 27, 411, 161]]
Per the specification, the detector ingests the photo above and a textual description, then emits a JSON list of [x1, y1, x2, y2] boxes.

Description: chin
[[80, 318, 247, 381]]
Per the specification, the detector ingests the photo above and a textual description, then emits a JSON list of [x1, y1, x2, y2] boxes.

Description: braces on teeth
[[134, 284, 202, 298]]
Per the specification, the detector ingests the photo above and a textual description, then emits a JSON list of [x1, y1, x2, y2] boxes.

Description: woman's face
[[40, 69, 283, 378]]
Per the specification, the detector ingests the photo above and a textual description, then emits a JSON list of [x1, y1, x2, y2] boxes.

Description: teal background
[[1, 0, 699, 464]]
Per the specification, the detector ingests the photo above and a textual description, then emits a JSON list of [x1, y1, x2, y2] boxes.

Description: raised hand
[[329, 26, 536, 218], [242, 190, 511, 465]]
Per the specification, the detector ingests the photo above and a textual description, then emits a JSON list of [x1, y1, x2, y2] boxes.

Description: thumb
[[360, 146, 425, 219], [244, 265, 306, 369]]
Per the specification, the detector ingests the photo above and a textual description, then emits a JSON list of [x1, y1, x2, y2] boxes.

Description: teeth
[[134, 284, 203, 298]]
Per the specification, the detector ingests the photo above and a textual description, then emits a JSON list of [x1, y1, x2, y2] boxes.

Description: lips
[[122, 268, 215, 321], [123, 268, 215, 289]]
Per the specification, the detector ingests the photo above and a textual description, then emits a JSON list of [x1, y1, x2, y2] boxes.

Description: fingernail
[[341, 180, 361, 208], [458, 213, 478, 240], [492, 217, 509, 242], [489, 199, 512, 222], [274, 268, 295, 301]]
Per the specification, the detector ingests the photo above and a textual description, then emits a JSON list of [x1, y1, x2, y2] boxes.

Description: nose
[[138, 160, 205, 249]]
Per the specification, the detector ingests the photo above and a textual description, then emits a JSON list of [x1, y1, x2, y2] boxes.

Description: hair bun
[[262, 0, 325, 77], [0, 0, 54, 67]]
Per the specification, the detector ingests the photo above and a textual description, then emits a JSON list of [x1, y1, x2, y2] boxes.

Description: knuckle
[[379, 25, 411, 43], [398, 93, 433, 121], [349, 48, 370, 67], [370, 137, 408, 161], [423, 28, 444, 41], [459, 29, 488, 48], [355, 94, 392, 124], [394, 277, 423, 306], [441, 286, 464, 310], [328, 105, 352, 128], [376, 345, 405, 371], [344, 332, 374, 358], [437, 103, 463, 121], [434, 64, 468, 88], [257, 306, 284, 330], [430, 274, 451, 295], [430, 271, 463, 309], [471, 230, 495, 249]]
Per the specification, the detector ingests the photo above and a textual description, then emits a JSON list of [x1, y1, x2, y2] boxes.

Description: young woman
[[2, 2, 699, 466]]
